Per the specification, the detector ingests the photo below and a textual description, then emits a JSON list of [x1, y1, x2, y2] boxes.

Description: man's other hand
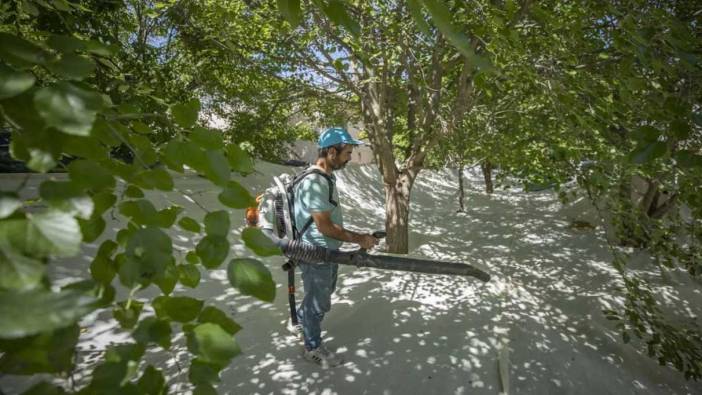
[[358, 234, 378, 250]]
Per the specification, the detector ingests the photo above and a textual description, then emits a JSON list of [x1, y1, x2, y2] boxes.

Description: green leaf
[[0, 32, 49, 68], [137, 365, 167, 395], [79, 215, 106, 243], [90, 255, 116, 284], [116, 229, 132, 247], [191, 127, 224, 150], [0, 64, 36, 99], [62, 134, 109, 162], [1, 90, 45, 132], [121, 227, 172, 287], [162, 140, 187, 172], [86, 362, 129, 392], [20, 381, 67, 395], [674, 151, 702, 168], [156, 206, 183, 228], [0, 192, 21, 219], [39, 180, 82, 201], [0, 243, 45, 291], [133, 317, 172, 350], [670, 120, 691, 140], [0, 289, 95, 338], [204, 210, 230, 237], [186, 323, 240, 367], [131, 121, 151, 134], [186, 251, 199, 264], [92, 190, 117, 217], [226, 258, 276, 303], [92, 118, 120, 146], [119, 199, 160, 226], [196, 236, 229, 269], [632, 126, 660, 143], [198, 306, 241, 335], [0, 212, 82, 258], [178, 217, 201, 233], [218, 180, 256, 209], [423, 0, 493, 71], [114, 300, 144, 329], [45, 53, 95, 80], [241, 227, 282, 257], [203, 149, 231, 186], [124, 185, 144, 198], [47, 34, 87, 53], [39, 180, 94, 219], [134, 167, 174, 191], [0, 324, 79, 375], [30, 211, 82, 257], [277, 0, 302, 27], [629, 141, 667, 164], [407, 0, 431, 36], [225, 144, 255, 175], [68, 159, 115, 191], [153, 296, 204, 323], [97, 239, 118, 258], [188, 359, 221, 385], [183, 145, 208, 173], [85, 40, 118, 57], [693, 113, 702, 127], [193, 384, 218, 395], [178, 264, 201, 288], [34, 82, 104, 136], [128, 133, 159, 165], [27, 147, 57, 173], [21, 1, 39, 16], [154, 260, 178, 295], [171, 99, 200, 128], [91, 343, 144, 387], [321, 0, 361, 37]]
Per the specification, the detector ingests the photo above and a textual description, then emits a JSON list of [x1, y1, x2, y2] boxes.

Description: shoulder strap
[[291, 167, 337, 239], [291, 167, 337, 206]]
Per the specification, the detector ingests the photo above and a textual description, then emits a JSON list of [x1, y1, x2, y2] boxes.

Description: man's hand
[[357, 234, 378, 250], [311, 211, 379, 249]]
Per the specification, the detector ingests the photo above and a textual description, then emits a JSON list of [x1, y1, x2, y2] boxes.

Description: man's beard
[[331, 158, 349, 170]]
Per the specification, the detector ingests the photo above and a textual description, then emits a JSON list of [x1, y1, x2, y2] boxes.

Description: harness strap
[[276, 167, 338, 328], [290, 168, 337, 239]]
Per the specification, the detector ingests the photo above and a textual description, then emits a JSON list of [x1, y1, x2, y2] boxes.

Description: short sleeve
[[298, 174, 335, 213]]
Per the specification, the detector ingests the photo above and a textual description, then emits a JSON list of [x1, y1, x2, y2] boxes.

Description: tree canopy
[[0, 0, 701, 392]]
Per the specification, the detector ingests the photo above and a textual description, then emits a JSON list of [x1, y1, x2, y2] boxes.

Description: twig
[[174, 187, 210, 214], [13, 173, 31, 193], [106, 122, 149, 169]]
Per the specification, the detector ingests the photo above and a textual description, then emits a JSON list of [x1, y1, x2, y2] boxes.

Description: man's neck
[[314, 158, 333, 175]]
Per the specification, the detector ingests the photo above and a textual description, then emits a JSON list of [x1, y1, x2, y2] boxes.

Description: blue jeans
[[297, 261, 339, 350]]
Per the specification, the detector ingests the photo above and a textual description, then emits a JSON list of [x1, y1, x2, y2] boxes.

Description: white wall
[[287, 123, 374, 165]]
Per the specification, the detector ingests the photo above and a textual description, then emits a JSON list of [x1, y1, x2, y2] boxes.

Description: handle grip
[[372, 231, 387, 239]]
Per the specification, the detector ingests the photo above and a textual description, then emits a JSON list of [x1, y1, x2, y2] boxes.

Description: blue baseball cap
[[318, 127, 364, 148]]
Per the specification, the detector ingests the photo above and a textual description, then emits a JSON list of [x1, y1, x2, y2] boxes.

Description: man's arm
[[311, 210, 377, 249]]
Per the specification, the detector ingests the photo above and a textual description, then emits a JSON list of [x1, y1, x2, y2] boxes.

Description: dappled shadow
[[1, 163, 700, 394]]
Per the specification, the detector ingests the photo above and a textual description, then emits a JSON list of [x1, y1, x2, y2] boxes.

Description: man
[[294, 127, 378, 368]]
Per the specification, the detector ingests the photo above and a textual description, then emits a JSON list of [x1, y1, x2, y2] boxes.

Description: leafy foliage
[[1, 0, 701, 392], [0, 1, 293, 393]]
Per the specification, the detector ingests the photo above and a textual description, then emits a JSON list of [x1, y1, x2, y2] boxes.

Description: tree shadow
[[1, 163, 700, 394]]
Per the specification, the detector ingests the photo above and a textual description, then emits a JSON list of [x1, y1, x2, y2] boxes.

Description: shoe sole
[[302, 350, 345, 368]]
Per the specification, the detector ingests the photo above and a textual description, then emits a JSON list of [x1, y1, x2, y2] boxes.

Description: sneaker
[[302, 345, 344, 368]]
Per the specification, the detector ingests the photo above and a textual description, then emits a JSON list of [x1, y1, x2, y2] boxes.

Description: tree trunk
[[482, 160, 493, 194], [385, 173, 413, 254], [457, 164, 465, 212]]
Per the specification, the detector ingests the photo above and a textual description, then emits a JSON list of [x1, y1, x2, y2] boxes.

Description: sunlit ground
[[1, 162, 701, 394]]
